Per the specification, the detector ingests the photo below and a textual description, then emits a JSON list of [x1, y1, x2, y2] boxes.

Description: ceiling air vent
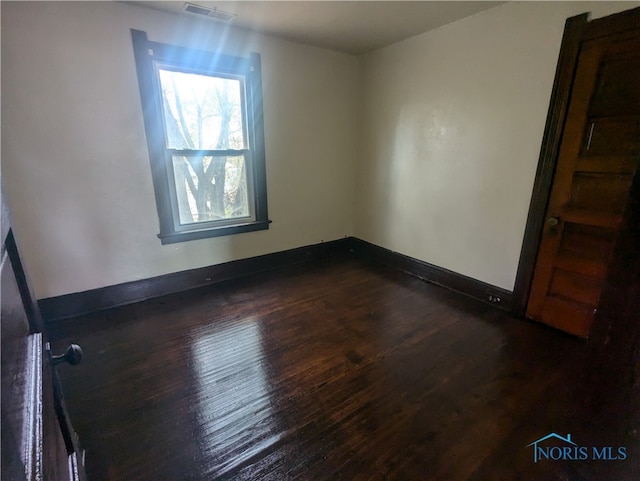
[[183, 2, 236, 21]]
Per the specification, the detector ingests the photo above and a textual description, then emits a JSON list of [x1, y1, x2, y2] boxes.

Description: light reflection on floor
[[191, 319, 281, 477]]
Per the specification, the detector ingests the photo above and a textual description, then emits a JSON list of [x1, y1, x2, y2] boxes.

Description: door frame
[[512, 7, 640, 317]]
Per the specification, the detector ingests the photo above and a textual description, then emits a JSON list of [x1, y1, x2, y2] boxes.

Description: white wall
[[356, 1, 639, 291], [2, 1, 359, 299], [4, 1, 639, 300]]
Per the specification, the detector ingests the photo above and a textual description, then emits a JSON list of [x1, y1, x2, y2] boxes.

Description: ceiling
[[130, 1, 506, 55]]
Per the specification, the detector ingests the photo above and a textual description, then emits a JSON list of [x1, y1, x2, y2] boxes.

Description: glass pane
[[158, 69, 245, 150], [172, 155, 250, 225]]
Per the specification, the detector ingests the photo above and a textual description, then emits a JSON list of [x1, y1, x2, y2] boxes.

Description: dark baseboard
[[349, 238, 512, 310], [40, 236, 513, 323], [39, 237, 352, 323]]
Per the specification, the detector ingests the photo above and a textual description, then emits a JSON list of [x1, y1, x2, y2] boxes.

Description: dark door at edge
[[526, 8, 640, 337]]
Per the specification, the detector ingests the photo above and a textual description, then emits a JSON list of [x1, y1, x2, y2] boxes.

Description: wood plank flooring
[[48, 258, 639, 480]]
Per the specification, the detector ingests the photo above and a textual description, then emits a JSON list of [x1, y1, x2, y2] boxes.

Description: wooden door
[[526, 11, 640, 337], [1, 196, 86, 480]]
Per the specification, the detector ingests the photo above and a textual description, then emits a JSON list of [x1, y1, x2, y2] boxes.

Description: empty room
[[2, 1, 639, 480]]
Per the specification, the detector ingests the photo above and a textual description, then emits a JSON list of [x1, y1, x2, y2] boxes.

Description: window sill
[[158, 220, 271, 245]]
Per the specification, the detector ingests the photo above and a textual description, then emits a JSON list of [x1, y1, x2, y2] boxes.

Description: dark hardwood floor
[[49, 258, 639, 480]]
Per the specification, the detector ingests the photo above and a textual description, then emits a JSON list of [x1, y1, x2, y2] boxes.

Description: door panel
[[568, 172, 634, 211], [526, 26, 640, 337], [588, 55, 640, 117], [1, 248, 35, 481], [548, 269, 602, 305], [583, 118, 640, 155]]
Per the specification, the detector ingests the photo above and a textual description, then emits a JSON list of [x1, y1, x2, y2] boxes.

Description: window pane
[[172, 155, 250, 225], [158, 69, 245, 150]]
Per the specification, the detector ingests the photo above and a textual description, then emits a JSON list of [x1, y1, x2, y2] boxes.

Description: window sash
[[153, 63, 250, 152], [166, 152, 256, 232]]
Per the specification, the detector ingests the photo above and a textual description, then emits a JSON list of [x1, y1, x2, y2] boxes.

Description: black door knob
[[52, 344, 83, 366]]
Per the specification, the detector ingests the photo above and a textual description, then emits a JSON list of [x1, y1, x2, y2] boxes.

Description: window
[[131, 30, 269, 244]]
